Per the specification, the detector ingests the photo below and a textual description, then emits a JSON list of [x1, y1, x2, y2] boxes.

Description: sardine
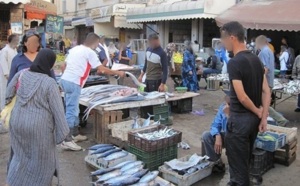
[[96, 169, 122, 183], [187, 167, 197, 174], [91, 167, 116, 176], [122, 165, 144, 175], [136, 127, 177, 140], [104, 151, 128, 161], [142, 113, 154, 127], [96, 148, 122, 158], [139, 171, 159, 183], [130, 183, 149, 186], [91, 146, 115, 155], [106, 176, 140, 186], [132, 169, 149, 178], [125, 71, 146, 88], [89, 144, 113, 150], [120, 161, 143, 172], [112, 160, 135, 169]]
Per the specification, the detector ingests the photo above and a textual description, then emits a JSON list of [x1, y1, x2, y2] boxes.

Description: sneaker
[[294, 108, 300, 112], [72, 134, 88, 142], [61, 141, 82, 151]]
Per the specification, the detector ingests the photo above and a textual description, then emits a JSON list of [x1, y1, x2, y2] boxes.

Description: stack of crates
[[249, 149, 274, 185], [140, 104, 170, 125], [128, 125, 181, 170]]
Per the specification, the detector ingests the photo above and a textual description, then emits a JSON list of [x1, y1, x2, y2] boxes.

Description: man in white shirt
[[60, 33, 125, 151]]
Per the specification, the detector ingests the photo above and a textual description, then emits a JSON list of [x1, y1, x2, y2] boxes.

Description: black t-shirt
[[228, 50, 264, 113], [119, 50, 130, 65], [59, 41, 65, 51]]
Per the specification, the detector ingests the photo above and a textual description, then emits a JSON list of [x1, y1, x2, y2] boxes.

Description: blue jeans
[[201, 131, 225, 161], [203, 68, 221, 79], [60, 79, 81, 130]]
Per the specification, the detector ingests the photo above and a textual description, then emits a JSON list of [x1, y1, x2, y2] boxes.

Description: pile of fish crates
[[140, 104, 170, 125], [128, 125, 182, 170], [254, 131, 286, 152], [158, 154, 214, 186], [249, 148, 274, 185]]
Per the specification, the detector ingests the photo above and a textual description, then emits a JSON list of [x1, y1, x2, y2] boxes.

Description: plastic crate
[[159, 154, 213, 186], [175, 87, 187, 93], [129, 144, 178, 171], [140, 104, 170, 125], [250, 149, 274, 176], [170, 98, 193, 113], [267, 124, 297, 144], [255, 131, 286, 152], [128, 125, 182, 152]]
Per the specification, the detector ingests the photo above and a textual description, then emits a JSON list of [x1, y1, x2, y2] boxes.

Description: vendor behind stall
[[118, 43, 132, 65], [138, 34, 168, 92], [201, 92, 229, 172]]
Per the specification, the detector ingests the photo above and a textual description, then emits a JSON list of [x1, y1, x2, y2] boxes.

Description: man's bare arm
[[102, 59, 108, 67], [232, 80, 262, 118], [97, 65, 124, 77], [261, 75, 271, 119]]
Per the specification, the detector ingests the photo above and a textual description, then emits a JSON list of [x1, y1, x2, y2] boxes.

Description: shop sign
[[90, 6, 112, 18], [10, 8, 23, 23], [112, 4, 146, 16], [45, 15, 63, 34], [11, 22, 23, 34], [26, 0, 57, 14]]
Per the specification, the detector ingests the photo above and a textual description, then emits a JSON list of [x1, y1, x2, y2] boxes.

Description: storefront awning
[[24, 0, 57, 20], [127, 0, 235, 23], [114, 16, 142, 29], [0, 0, 30, 3], [216, 0, 300, 32]]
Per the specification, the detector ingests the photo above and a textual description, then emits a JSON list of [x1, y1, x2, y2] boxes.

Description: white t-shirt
[[61, 45, 101, 87], [279, 51, 289, 71]]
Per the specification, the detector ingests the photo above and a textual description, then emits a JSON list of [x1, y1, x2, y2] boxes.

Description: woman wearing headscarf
[[8, 29, 55, 84], [6, 49, 69, 186], [181, 41, 199, 92]]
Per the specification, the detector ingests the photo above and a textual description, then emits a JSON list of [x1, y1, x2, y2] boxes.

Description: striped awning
[[114, 16, 142, 29], [0, 0, 30, 3]]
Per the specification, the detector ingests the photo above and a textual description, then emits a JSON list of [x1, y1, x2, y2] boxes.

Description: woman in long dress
[[181, 41, 199, 92], [0, 34, 18, 110], [6, 49, 69, 186]]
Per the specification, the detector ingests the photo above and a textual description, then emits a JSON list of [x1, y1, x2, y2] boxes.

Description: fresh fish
[[125, 71, 146, 88], [95, 169, 122, 183], [136, 127, 177, 140], [152, 115, 165, 125], [91, 146, 115, 155], [142, 113, 154, 127], [120, 161, 143, 172], [139, 171, 159, 183], [96, 148, 122, 158], [89, 144, 113, 150], [132, 116, 140, 129], [113, 176, 140, 186], [104, 151, 128, 161], [179, 141, 190, 150], [132, 169, 149, 178], [143, 91, 165, 100], [130, 183, 149, 186], [91, 167, 116, 176], [186, 167, 197, 174], [122, 165, 144, 175], [112, 160, 135, 169], [104, 175, 132, 185], [194, 161, 210, 170]]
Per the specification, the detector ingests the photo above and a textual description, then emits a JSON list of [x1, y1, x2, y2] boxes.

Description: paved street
[[0, 79, 299, 186]]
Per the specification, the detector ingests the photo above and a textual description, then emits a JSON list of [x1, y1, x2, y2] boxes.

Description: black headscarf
[[30, 48, 56, 77]]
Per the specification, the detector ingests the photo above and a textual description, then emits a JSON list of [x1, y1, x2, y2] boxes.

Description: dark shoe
[[294, 108, 300, 112]]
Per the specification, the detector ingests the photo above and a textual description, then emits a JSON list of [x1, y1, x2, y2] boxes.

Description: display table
[[272, 89, 298, 109], [167, 92, 199, 113], [79, 97, 166, 144]]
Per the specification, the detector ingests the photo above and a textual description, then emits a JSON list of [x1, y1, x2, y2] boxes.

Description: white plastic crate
[[159, 155, 213, 186]]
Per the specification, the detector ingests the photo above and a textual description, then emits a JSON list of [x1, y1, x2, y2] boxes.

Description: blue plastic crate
[[255, 131, 286, 152]]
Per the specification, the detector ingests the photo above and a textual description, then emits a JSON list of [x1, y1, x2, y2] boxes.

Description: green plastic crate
[[129, 144, 178, 171], [140, 104, 170, 125]]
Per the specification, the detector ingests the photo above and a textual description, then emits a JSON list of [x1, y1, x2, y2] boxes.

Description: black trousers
[[225, 112, 260, 186], [145, 79, 162, 92]]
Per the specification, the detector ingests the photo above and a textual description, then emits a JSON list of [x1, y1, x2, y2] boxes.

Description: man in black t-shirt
[[220, 22, 270, 186]]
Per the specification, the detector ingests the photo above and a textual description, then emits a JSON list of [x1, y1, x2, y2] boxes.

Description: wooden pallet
[[93, 110, 123, 143], [274, 139, 297, 166]]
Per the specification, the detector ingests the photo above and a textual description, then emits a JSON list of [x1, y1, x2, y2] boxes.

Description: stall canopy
[[0, 0, 30, 3], [24, 0, 57, 20], [127, 0, 236, 23], [215, 0, 300, 32]]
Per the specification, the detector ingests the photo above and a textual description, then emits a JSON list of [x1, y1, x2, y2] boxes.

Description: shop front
[[90, 3, 145, 43], [0, 0, 30, 48], [216, 0, 300, 58], [127, 0, 236, 49]]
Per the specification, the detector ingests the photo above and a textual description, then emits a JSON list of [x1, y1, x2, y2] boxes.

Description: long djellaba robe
[[6, 70, 69, 186], [181, 49, 199, 92]]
